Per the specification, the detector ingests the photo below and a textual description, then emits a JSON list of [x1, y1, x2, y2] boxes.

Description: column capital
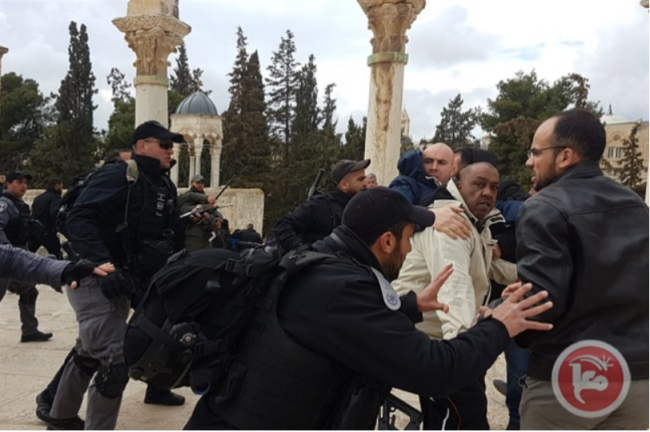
[[113, 15, 190, 78], [0, 46, 8, 58], [358, 0, 425, 54]]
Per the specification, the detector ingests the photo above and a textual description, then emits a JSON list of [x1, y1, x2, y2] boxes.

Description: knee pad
[[73, 352, 101, 377], [18, 288, 38, 305], [94, 363, 129, 399]]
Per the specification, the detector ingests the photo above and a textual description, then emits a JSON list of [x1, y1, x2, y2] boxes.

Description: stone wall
[[22, 187, 265, 235]]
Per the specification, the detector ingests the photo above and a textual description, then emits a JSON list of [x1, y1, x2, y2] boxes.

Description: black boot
[[144, 385, 185, 406], [21, 330, 53, 343], [35, 390, 53, 423], [46, 417, 85, 430]]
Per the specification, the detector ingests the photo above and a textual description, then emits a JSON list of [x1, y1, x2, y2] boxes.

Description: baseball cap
[[132, 120, 184, 146], [332, 159, 371, 184], [6, 171, 33, 182], [191, 174, 205, 183], [342, 186, 435, 245]]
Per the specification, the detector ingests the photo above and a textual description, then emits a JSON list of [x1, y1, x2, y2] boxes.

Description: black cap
[[6, 171, 33, 182], [132, 120, 184, 146], [332, 158, 371, 184], [342, 186, 435, 245]]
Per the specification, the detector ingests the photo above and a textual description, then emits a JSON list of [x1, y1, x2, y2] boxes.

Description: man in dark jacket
[[178, 174, 217, 251], [389, 143, 454, 206], [184, 187, 553, 430], [46, 120, 187, 430], [29, 177, 63, 259], [273, 158, 370, 252], [517, 108, 649, 429]]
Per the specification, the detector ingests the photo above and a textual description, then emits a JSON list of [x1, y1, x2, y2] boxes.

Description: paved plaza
[[1, 282, 509, 430]]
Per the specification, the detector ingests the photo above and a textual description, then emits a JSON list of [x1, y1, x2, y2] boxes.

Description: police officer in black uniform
[[29, 177, 64, 259], [273, 158, 370, 252], [0, 171, 53, 342], [184, 187, 554, 430], [46, 121, 186, 430]]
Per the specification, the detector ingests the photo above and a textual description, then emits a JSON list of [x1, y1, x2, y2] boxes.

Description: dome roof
[[601, 114, 629, 125], [601, 104, 629, 125], [175, 91, 218, 116]]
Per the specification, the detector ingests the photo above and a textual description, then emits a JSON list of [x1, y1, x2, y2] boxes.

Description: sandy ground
[[0, 283, 509, 430]]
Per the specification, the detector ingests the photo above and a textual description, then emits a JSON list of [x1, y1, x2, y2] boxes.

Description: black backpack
[[124, 245, 336, 393], [56, 159, 138, 239]]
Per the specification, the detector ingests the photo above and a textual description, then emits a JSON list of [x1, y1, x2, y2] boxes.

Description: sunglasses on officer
[[144, 138, 174, 150]]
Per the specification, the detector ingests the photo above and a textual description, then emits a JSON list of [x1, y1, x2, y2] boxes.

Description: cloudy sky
[[0, 0, 648, 141]]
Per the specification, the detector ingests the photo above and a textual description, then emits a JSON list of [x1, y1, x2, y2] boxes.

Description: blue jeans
[[505, 340, 530, 428]]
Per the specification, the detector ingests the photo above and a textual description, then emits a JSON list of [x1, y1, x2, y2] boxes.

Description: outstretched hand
[[432, 206, 471, 240], [479, 283, 553, 337], [416, 263, 453, 313], [67, 262, 116, 290]]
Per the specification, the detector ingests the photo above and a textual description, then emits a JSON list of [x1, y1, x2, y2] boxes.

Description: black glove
[[99, 268, 133, 300], [60, 259, 96, 292]]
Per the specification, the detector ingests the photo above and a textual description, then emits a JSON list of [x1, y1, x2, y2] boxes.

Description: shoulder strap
[[125, 159, 139, 184]]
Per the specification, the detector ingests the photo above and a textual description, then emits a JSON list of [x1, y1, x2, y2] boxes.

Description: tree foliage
[[433, 94, 477, 149], [169, 43, 206, 97], [30, 21, 98, 186], [480, 70, 602, 188], [0, 73, 50, 173], [619, 122, 645, 189]]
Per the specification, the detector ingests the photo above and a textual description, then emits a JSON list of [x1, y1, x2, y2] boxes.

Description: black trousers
[[29, 233, 62, 259], [420, 375, 489, 430]]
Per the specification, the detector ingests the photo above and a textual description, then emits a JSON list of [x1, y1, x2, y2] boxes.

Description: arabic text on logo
[[552, 340, 630, 418]]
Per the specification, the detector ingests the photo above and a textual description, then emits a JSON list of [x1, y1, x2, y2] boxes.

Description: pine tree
[[169, 43, 194, 96], [619, 122, 645, 189], [106, 67, 131, 103], [30, 21, 97, 184], [266, 30, 299, 161], [432, 94, 477, 149], [340, 116, 366, 162], [292, 54, 320, 137], [321, 83, 337, 137]]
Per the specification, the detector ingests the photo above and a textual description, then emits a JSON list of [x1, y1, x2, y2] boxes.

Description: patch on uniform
[[371, 267, 401, 311], [0, 201, 7, 213]]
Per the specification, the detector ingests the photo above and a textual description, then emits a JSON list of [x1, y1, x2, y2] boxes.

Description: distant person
[[29, 177, 64, 259], [210, 216, 232, 250], [104, 148, 132, 164], [273, 159, 370, 252], [365, 173, 378, 188], [0, 172, 6, 192], [178, 174, 217, 251]]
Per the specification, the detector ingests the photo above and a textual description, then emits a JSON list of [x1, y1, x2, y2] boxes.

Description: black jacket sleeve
[[273, 201, 314, 252], [67, 165, 128, 263], [281, 267, 510, 398], [515, 198, 572, 348]]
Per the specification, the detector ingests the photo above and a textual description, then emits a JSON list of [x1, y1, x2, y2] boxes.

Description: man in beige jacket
[[394, 162, 517, 429]]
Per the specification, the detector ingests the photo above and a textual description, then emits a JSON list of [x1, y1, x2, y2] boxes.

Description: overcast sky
[[0, 0, 648, 141]]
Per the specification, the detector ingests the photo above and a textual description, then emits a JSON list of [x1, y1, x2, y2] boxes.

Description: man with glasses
[[516, 109, 648, 429], [45, 121, 187, 430]]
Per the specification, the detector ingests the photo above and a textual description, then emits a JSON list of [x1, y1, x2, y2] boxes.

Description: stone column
[[188, 144, 196, 185], [113, 1, 190, 127], [193, 137, 203, 178], [171, 143, 182, 185], [210, 144, 222, 187], [0, 46, 8, 124], [358, 0, 425, 186]]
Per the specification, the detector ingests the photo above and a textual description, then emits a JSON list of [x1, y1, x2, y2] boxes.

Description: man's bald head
[[457, 162, 500, 221], [422, 143, 454, 185]]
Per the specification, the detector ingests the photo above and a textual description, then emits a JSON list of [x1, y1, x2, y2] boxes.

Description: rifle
[[180, 175, 237, 219], [377, 393, 422, 430], [307, 169, 326, 199]]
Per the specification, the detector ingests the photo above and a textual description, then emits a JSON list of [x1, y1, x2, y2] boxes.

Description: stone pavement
[[1, 283, 509, 430]]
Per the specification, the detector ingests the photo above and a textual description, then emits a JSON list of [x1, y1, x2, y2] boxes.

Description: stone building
[[600, 109, 649, 186]]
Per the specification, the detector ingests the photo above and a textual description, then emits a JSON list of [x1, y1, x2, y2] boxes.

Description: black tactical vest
[[2, 193, 31, 247], [210, 265, 352, 429]]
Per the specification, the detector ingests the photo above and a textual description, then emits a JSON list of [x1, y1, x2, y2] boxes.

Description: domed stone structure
[[170, 91, 223, 187]]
